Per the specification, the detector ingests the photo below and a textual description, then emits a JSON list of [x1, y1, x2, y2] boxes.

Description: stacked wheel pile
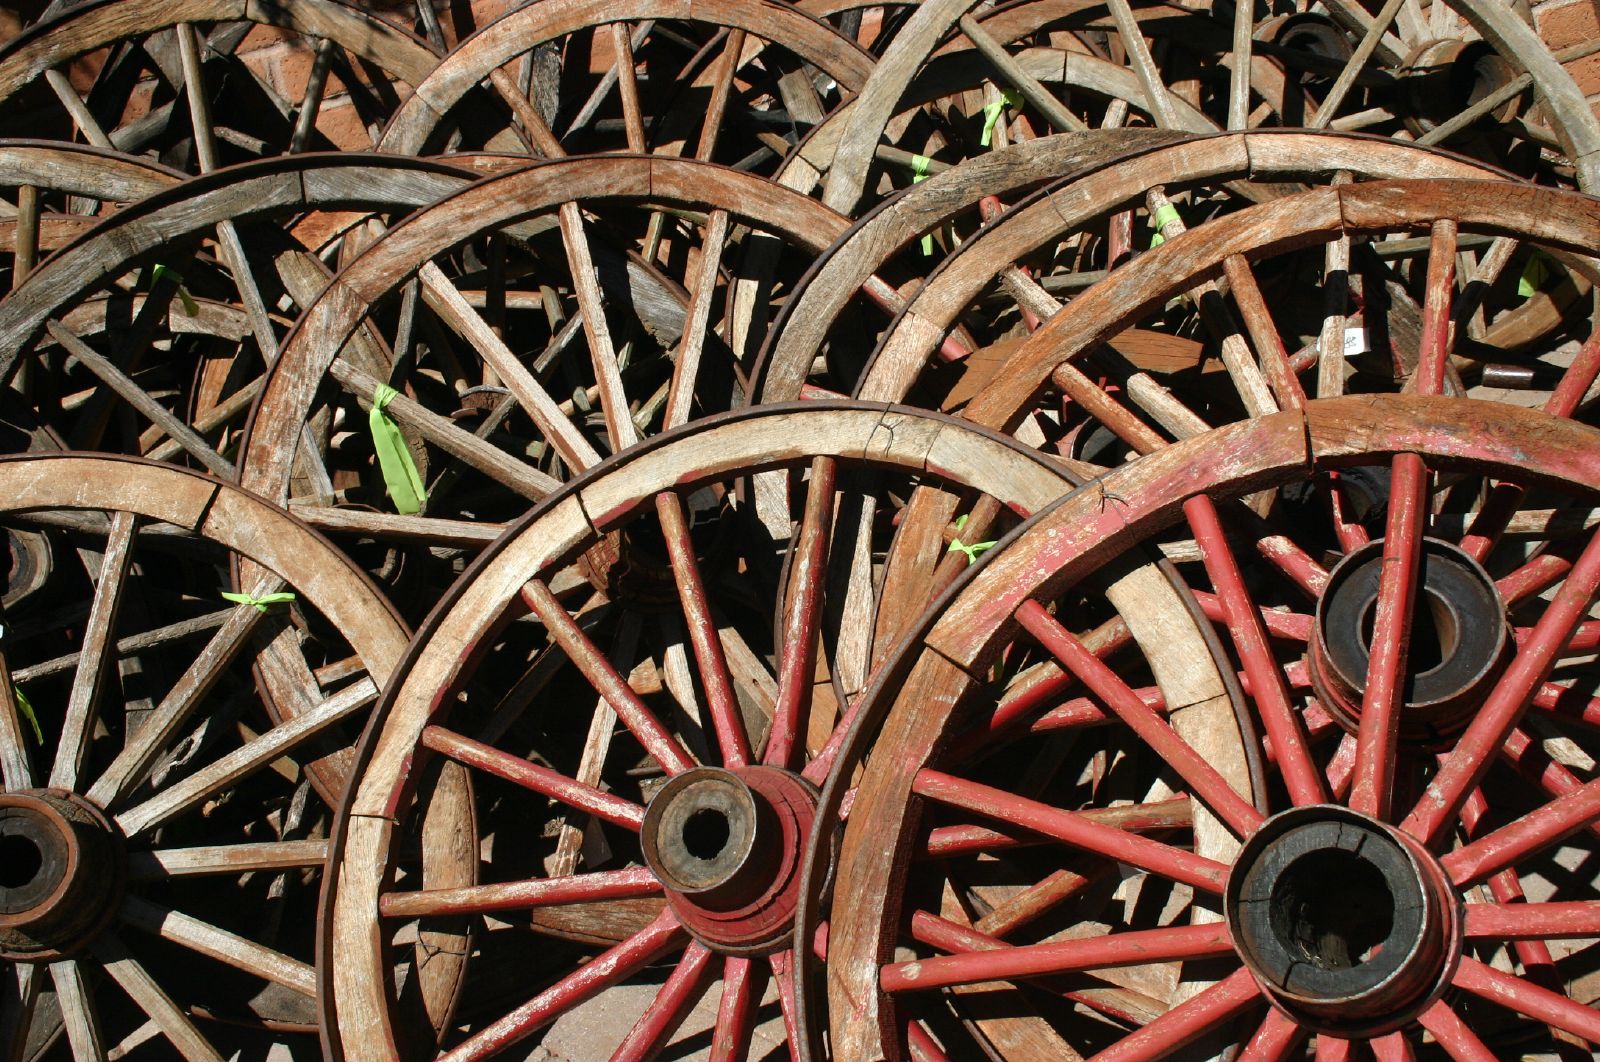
[[0, 0, 1597, 1058]]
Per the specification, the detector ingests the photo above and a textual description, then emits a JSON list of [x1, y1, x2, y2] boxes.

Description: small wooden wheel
[[810, 395, 1600, 1059], [317, 402, 1196, 1061], [0, 453, 409, 1058]]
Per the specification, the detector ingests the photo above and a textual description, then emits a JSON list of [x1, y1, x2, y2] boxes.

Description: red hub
[[640, 765, 820, 955], [0, 789, 125, 961], [1225, 805, 1462, 1038]]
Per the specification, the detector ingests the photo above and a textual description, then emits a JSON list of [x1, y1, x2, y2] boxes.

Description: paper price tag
[[1341, 326, 1369, 359]]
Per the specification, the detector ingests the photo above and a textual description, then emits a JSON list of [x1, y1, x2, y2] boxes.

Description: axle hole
[[1361, 587, 1458, 677], [1269, 849, 1394, 970], [0, 834, 43, 889], [682, 808, 730, 861]]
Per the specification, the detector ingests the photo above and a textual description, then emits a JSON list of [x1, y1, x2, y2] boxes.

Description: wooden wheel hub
[[1309, 537, 1509, 746], [1226, 806, 1460, 1037], [0, 790, 124, 961], [641, 765, 819, 955]]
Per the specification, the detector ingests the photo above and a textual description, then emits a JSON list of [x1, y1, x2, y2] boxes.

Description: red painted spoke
[[523, 578, 696, 775], [1403, 523, 1600, 845], [1325, 732, 1356, 800], [1191, 592, 1313, 641], [708, 957, 766, 1062], [907, 1021, 951, 1062], [1313, 1036, 1352, 1061], [422, 725, 644, 830], [1416, 1000, 1498, 1062], [1531, 680, 1600, 728], [1454, 956, 1600, 1046], [656, 492, 751, 767], [1500, 727, 1600, 842], [1018, 600, 1261, 835], [913, 769, 1229, 894], [1497, 547, 1576, 608], [766, 456, 836, 770], [1350, 451, 1428, 819], [1444, 776, 1600, 886], [1086, 966, 1261, 1062], [1328, 471, 1372, 554], [437, 909, 685, 1062], [1186, 494, 1326, 804], [1464, 901, 1600, 940], [921, 798, 1192, 858], [1370, 1030, 1415, 1062], [769, 949, 803, 1055], [884, 923, 1233, 993], [610, 941, 715, 1060], [1413, 219, 1457, 396], [379, 867, 660, 919], [1238, 1008, 1307, 1061]]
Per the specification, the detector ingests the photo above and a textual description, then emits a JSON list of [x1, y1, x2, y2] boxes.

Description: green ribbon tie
[[222, 591, 298, 613], [911, 154, 936, 255], [1517, 252, 1549, 300], [1149, 203, 1182, 248], [947, 514, 997, 565], [12, 686, 41, 744], [369, 384, 427, 515], [980, 89, 1024, 147], [152, 263, 198, 317]]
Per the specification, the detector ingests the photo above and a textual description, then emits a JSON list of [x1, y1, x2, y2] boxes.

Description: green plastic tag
[[12, 686, 41, 744], [369, 384, 427, 515], [221, 591, 298, 613], [911, 154, 935, 255], [980, 89, 1024, 147], [1149, 203, 1182, 248], [1517, 252, 1549, 300], [152, 263, 198, 317], [947, 513, 997, 565]]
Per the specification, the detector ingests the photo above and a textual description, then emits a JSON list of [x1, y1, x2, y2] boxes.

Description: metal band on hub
[[0, 790, 126, 961], [1225, 806, 1461, 1037]]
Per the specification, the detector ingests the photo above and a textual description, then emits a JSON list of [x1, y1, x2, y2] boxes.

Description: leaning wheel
[[318, 402, 1227, 1060], [0, 454, 409, 1058], [813, 395, 1600, 1059]]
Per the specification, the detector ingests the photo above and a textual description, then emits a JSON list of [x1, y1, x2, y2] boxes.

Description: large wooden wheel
[[237, 155, 855, 621], [811, 395, 1600, 1059], [373, 0, 873, 168], [315, 402, 1216, 1061], [0, 454, 409, 1059]]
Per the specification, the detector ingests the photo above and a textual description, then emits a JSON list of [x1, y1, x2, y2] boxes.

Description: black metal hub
[[1309, 536, 1508, 745], [0, 790, 125, 961], [1226, 806, 1460, 1036]]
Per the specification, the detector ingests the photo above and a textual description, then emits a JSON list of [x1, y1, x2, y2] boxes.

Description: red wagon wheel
[[808, 394, 1600, 1059], [0, 454, 410, 1059], [317, 402, 1225, 1061]]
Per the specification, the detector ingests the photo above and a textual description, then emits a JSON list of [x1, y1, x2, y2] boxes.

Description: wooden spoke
[[119, 896, 316, 996], [50, 959, 106, 1062], [92, 935, 226, 1062]]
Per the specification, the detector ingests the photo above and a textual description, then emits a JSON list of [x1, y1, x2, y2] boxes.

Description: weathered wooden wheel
[[237, 155, 856, 620], [372, 0, 872, 168], [759, 129, 1521, 407], [0, 454, 409, 1058], [0, 0, 440, 164], [809, 395, 1600, 1059], [315, 402, 1216, 1060], [771, 0, 1600, 219]]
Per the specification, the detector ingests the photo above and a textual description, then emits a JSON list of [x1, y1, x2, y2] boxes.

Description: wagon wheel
[[317, 400, 1232, 1060], [0, 0, 441, 166], [758, 129, 1522, 408], [237, 155, 854, 616], [773, 0, 1600, 220], [0, 453, 411, 1059], [0, 152, 478, 466], [372, 0, 872, 173], [855, 175, 1600, 674], [0, 140, 180, 293], [809, 394, 1600, 1060]]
